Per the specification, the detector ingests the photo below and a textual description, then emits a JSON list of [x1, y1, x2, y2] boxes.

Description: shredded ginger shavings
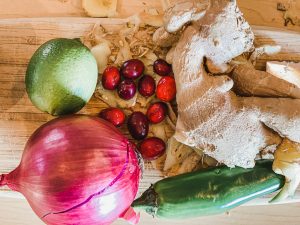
[[83, 22, 168, 66], [163, 136, 218, 177], [87, 21, 170, 110]]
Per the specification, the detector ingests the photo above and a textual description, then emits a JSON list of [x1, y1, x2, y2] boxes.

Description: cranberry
[[147, 102, 167, 124], [102, 66, 121, 90], [121, 59, 145, 79], [156, 76, 176, 102], [138, 75, 156, 97], [127, 112, 149, 140], [139, 137, 166, 160], [118, 79, 136, 100], [153, 59, 172, 76], [99, 108, 126, 127]]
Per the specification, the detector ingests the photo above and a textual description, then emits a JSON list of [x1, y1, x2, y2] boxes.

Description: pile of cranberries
[[99, 58, 175, 161]]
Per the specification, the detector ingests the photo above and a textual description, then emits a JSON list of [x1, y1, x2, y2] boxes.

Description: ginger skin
[[232, 64, 300, 98], [155, 0, 300, 168]]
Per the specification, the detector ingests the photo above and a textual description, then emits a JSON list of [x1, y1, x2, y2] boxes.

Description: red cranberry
[[147, 102, 167, 124], [153, 59, 172, 76], [102, 66, 121, 90], [99, 108, 126, 127], [156, 76, 176, 102], [139, 137, 166, 160], [138, 75, 156, 97], [121, 59, 145, 79], [118, 79, 136, 100], [127, 112, 149, 140]]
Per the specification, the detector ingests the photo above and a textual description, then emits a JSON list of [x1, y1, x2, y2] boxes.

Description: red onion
[[0, 115, 141, 225]]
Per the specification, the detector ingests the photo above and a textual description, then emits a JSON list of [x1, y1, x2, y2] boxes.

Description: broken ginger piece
[[232, 64, 300, 98], [267, 61, 300, 88]]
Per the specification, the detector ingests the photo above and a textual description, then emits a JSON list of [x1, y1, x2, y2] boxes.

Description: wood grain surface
[[1, 197, 300, 225], [1, 16, 300, 198], [0, 0, 300, 225], [0, 0, 300, 32]]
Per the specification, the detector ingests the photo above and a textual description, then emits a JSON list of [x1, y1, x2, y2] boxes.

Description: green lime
[[26, 38, 98, 116]]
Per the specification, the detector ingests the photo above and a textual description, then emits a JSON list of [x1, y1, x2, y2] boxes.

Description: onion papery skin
[[1, 115, 141, 225]]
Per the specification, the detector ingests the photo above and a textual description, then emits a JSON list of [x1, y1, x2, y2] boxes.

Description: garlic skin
[[271, 139, 300, 203], [91, 42, 111, 74]]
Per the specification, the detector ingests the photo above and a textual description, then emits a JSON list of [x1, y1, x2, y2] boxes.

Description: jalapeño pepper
[[132, 160, 284, 219]]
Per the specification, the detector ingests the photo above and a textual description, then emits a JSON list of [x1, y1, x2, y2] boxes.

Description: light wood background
[[0, 0, 300, 225], [0, 0, 299, 31]]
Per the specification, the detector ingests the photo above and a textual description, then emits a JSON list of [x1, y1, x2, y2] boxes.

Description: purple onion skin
[[1, 115, 140, 225]]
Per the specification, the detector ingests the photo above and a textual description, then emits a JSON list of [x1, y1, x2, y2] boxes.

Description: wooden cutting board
[[0, 1, 300, 207]]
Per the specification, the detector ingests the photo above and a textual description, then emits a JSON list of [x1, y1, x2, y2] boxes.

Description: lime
[[26, 38, 98, 115]]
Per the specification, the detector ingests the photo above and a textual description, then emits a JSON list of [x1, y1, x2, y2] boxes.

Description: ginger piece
[[177, 151, 202, 174], [156, 0, 300, 168], [271, 139, 300, 202], [166, 46, 175, 64], [153, 27, 179, 48], [164, 137, 218, 176], [164, 137, 194, 171], [232, 64, 300, 98], [164, 0, 209, 33], [266, 61, 300, 88], [82, 0, 118, 18], [242, 97, 300, 143], [249, 45, 281, 65]]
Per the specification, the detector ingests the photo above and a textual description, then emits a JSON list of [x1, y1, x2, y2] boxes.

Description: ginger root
[[267, 61, 300, 88], [232, 64, 300, 98], [163, 0, 209, 33], [155, 0, 300, 168]]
